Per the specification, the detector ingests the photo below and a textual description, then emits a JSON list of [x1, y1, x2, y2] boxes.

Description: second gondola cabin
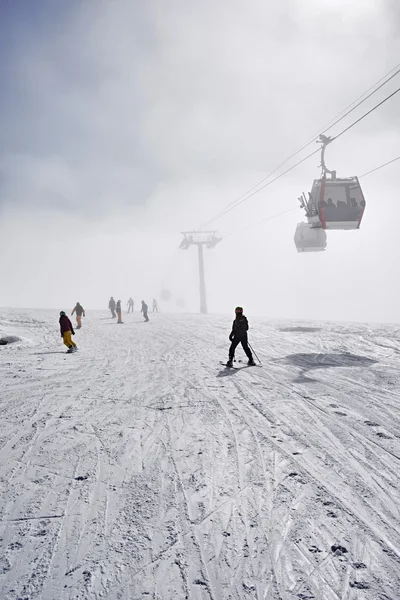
[[294, 222, 327, 252]]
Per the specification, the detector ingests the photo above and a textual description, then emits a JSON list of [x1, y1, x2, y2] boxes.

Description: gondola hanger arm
[[317, 134, 336, 178]]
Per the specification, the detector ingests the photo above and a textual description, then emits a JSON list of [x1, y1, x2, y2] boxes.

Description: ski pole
[[248, 342, 262, 365]]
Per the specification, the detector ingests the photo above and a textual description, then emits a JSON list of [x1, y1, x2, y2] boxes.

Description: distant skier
[[226, 307, 255, 367], [127, 297, 134, 313], [152, 298, 158, 313], [141, 300, 149, 322], [71, 302, 85, 329], [109, 297, 116, 318], [59, 311, 77, 353], [116, 300, 123, 324]]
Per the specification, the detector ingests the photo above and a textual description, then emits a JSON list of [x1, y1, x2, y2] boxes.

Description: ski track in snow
[[0, 310, 400, 599]]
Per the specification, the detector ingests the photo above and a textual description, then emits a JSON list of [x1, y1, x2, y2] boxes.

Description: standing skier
[[59, 311, 77, 353], [141, 300, 149, 322], [116, 300, 123, 324], [127, 297, 134, 313], [109, 297, 116, 318], [226, 307, 255, 367], [71, 302, 85, 329], [152, 298, 158, 313]]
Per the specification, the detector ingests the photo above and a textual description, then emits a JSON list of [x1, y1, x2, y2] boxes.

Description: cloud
[[1, 0, 399, 218]]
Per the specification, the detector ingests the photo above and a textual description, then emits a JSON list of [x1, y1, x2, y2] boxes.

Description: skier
[[152, 298, 158, 313], [116, 300, 123, 324], [59, 311, 77, 353], [226, 307, 255, 367], [71, 302, 85, 329], [141, 300, 149, 322], [109, 297, 116, 318], [127, 297, 134, 313]]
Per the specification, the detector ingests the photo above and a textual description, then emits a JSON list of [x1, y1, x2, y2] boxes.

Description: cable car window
[[319, 180, 365, 227]]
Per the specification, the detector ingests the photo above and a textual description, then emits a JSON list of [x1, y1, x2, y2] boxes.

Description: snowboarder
[[116, 300, 123, 324], [127, 297, 134, 313], [71, 302, 85, 329], [109, 297, 116, 318], [152, 298, 158, 313], [141, 300, 149, 322], [226, 307, 255, 367], [59, 311, 77, 353]]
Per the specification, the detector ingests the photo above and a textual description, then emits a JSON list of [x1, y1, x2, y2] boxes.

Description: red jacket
[[60, 315, 74, 336]]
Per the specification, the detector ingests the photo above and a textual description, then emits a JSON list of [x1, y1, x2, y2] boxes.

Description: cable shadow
[[293, 375, 319, 384], [285, 352, 378, 382], [286, 352, 378, 369]]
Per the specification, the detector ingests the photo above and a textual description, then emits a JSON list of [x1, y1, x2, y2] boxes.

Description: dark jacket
[[109, 298, 116, 309], [60, 315, 74, 336], [230, 315, 249, 339], [73, 303, 85, 317], [116, 301, 121, 313], [141, 302, 148, 313]]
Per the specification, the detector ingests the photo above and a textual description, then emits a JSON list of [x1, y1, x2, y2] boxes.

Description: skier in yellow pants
[[59, 311, 77, 353]]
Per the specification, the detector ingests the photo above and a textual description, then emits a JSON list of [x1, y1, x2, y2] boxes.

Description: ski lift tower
[[179, 231, 222, 314]]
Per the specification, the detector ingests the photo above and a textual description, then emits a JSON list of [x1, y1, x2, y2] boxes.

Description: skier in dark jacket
[[141, 300, 149, 322], [226, 307, 254, 367], [59, 311, 77, 353], [71, 302, 85, 329], [127, 297, 134, 312], [109, 297, 116, 318]]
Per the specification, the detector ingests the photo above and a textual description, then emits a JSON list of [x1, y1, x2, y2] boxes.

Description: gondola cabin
[[311, 176, 365, 230], [294, 222, 327, 253]]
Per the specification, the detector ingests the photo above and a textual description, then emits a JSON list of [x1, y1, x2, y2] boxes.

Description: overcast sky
[[0, 0, 399, 322]]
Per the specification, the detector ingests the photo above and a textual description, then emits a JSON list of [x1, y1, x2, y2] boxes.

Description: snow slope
[[0, 309, 399, 600]]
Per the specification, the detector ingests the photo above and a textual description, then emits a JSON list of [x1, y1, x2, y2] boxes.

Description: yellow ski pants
[[63, 331, 76, 349]]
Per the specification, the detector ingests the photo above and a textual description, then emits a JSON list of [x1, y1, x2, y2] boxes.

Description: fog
[[0, 0, 399, 322]]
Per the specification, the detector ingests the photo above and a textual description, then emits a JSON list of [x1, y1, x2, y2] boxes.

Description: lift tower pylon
[[179, 231, 222, 314]]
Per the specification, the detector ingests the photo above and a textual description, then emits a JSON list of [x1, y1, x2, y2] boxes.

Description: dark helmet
[[235, 306, 243, 314], [60, 311, 66, 316]]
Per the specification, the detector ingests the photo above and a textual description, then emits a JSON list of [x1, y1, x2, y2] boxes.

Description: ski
[[220, 361, 238, 369], [219, 361, 261, 369], [237, 360, 261, 367], [219, 361, 257, 369]]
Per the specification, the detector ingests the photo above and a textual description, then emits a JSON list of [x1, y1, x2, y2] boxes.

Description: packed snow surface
[[1, 309, 400, 600]]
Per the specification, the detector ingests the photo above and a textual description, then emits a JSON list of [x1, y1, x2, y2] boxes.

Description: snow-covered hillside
[[1, 310, 399, 600]]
